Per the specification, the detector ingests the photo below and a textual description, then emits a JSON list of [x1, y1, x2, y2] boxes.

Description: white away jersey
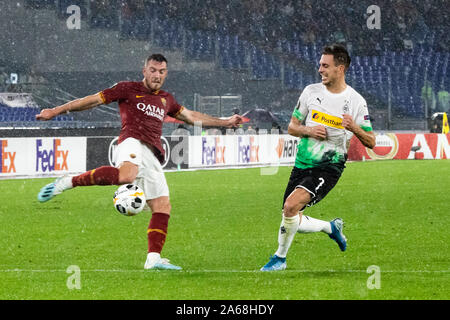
[[292, 83, 372, 173]]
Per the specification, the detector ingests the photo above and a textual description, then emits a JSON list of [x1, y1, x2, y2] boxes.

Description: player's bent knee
[[148, 196, 171, 214], [118, 176, 135, 184], [283, 201, 302, 217], [283, 188, 310, 216], [118, 162, 138, 184]]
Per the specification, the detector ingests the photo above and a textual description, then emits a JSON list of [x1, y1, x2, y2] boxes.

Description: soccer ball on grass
[[113, 184, 146, 216]]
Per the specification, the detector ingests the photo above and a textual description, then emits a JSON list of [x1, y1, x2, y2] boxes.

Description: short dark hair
[[146, 53, 168, 65], [322, 44, 351, 71]]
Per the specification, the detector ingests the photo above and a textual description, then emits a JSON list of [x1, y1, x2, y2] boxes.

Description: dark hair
[[146, 53, 168, 65], [322, 44, 351, 71]]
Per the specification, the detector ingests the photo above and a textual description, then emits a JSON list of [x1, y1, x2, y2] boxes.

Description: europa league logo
[[366, 133, 399, 160]]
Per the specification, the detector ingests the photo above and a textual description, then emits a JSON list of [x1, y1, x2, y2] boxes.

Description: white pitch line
[[0, 269, 449, 273]]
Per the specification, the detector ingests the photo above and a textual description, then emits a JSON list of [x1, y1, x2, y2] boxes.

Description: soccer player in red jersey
[[36, 54, 243, 270]]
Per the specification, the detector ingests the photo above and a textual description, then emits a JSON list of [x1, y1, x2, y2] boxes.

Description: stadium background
[[0, 0, 449, 301], [0, 0, 448, 132], [1, 0, 449, 175]]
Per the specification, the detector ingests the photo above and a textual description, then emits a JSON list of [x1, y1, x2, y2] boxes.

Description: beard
[[144, 78, 163, 91]]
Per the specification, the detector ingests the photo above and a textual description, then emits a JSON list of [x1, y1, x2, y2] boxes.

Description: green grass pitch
[[0, 160, 449, 300]]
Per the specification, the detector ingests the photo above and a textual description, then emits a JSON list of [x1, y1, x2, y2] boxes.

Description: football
[[113, 184, 146, 216]]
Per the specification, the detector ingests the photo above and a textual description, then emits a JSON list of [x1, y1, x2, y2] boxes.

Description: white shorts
[[114, 137, 169, 200]]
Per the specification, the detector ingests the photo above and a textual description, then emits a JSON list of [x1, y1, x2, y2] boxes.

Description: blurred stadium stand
[[1, 0, 448, 131]]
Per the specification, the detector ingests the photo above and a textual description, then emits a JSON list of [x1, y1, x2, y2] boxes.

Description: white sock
[[297, 215, 332, 234], [144, 252, 161, 269], [275, 214, 300, 258], [55, 176, 73, 193]]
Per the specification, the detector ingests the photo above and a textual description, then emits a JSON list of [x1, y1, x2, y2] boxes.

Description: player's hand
[[342, 114, 357, 132], [36, 108, 58, 121], [307, 125, 327, 140], [226, 114, 244, 128]]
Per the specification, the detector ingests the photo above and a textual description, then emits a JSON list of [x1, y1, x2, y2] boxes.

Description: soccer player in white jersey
[[261, 44, 376, 271]]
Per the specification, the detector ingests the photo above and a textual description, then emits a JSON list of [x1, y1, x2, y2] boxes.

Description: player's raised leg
[[144, 196, 181, 270], [328, 218, 347, 251], [37, 175, 73, 202], [298, 214, 347, 251], [37, 162, 137, 202], [297, 214, 331, 233]]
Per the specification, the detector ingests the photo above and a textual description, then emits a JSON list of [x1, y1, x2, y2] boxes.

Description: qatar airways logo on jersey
[[136, 103, 165, 121]]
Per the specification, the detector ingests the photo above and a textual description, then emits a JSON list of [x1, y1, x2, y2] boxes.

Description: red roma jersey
[[99, 81, 184, 163]]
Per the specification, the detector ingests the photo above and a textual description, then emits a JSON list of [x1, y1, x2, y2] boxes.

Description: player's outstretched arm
[[176, 108, 243, 128], [35, 93, 104, 121]]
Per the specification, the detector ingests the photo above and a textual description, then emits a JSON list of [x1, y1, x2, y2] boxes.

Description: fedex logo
[[238, 136, 259, 163], [0, 140, 16, 173], [202, 137, 226, 165], [36, 139, 69, 172]]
